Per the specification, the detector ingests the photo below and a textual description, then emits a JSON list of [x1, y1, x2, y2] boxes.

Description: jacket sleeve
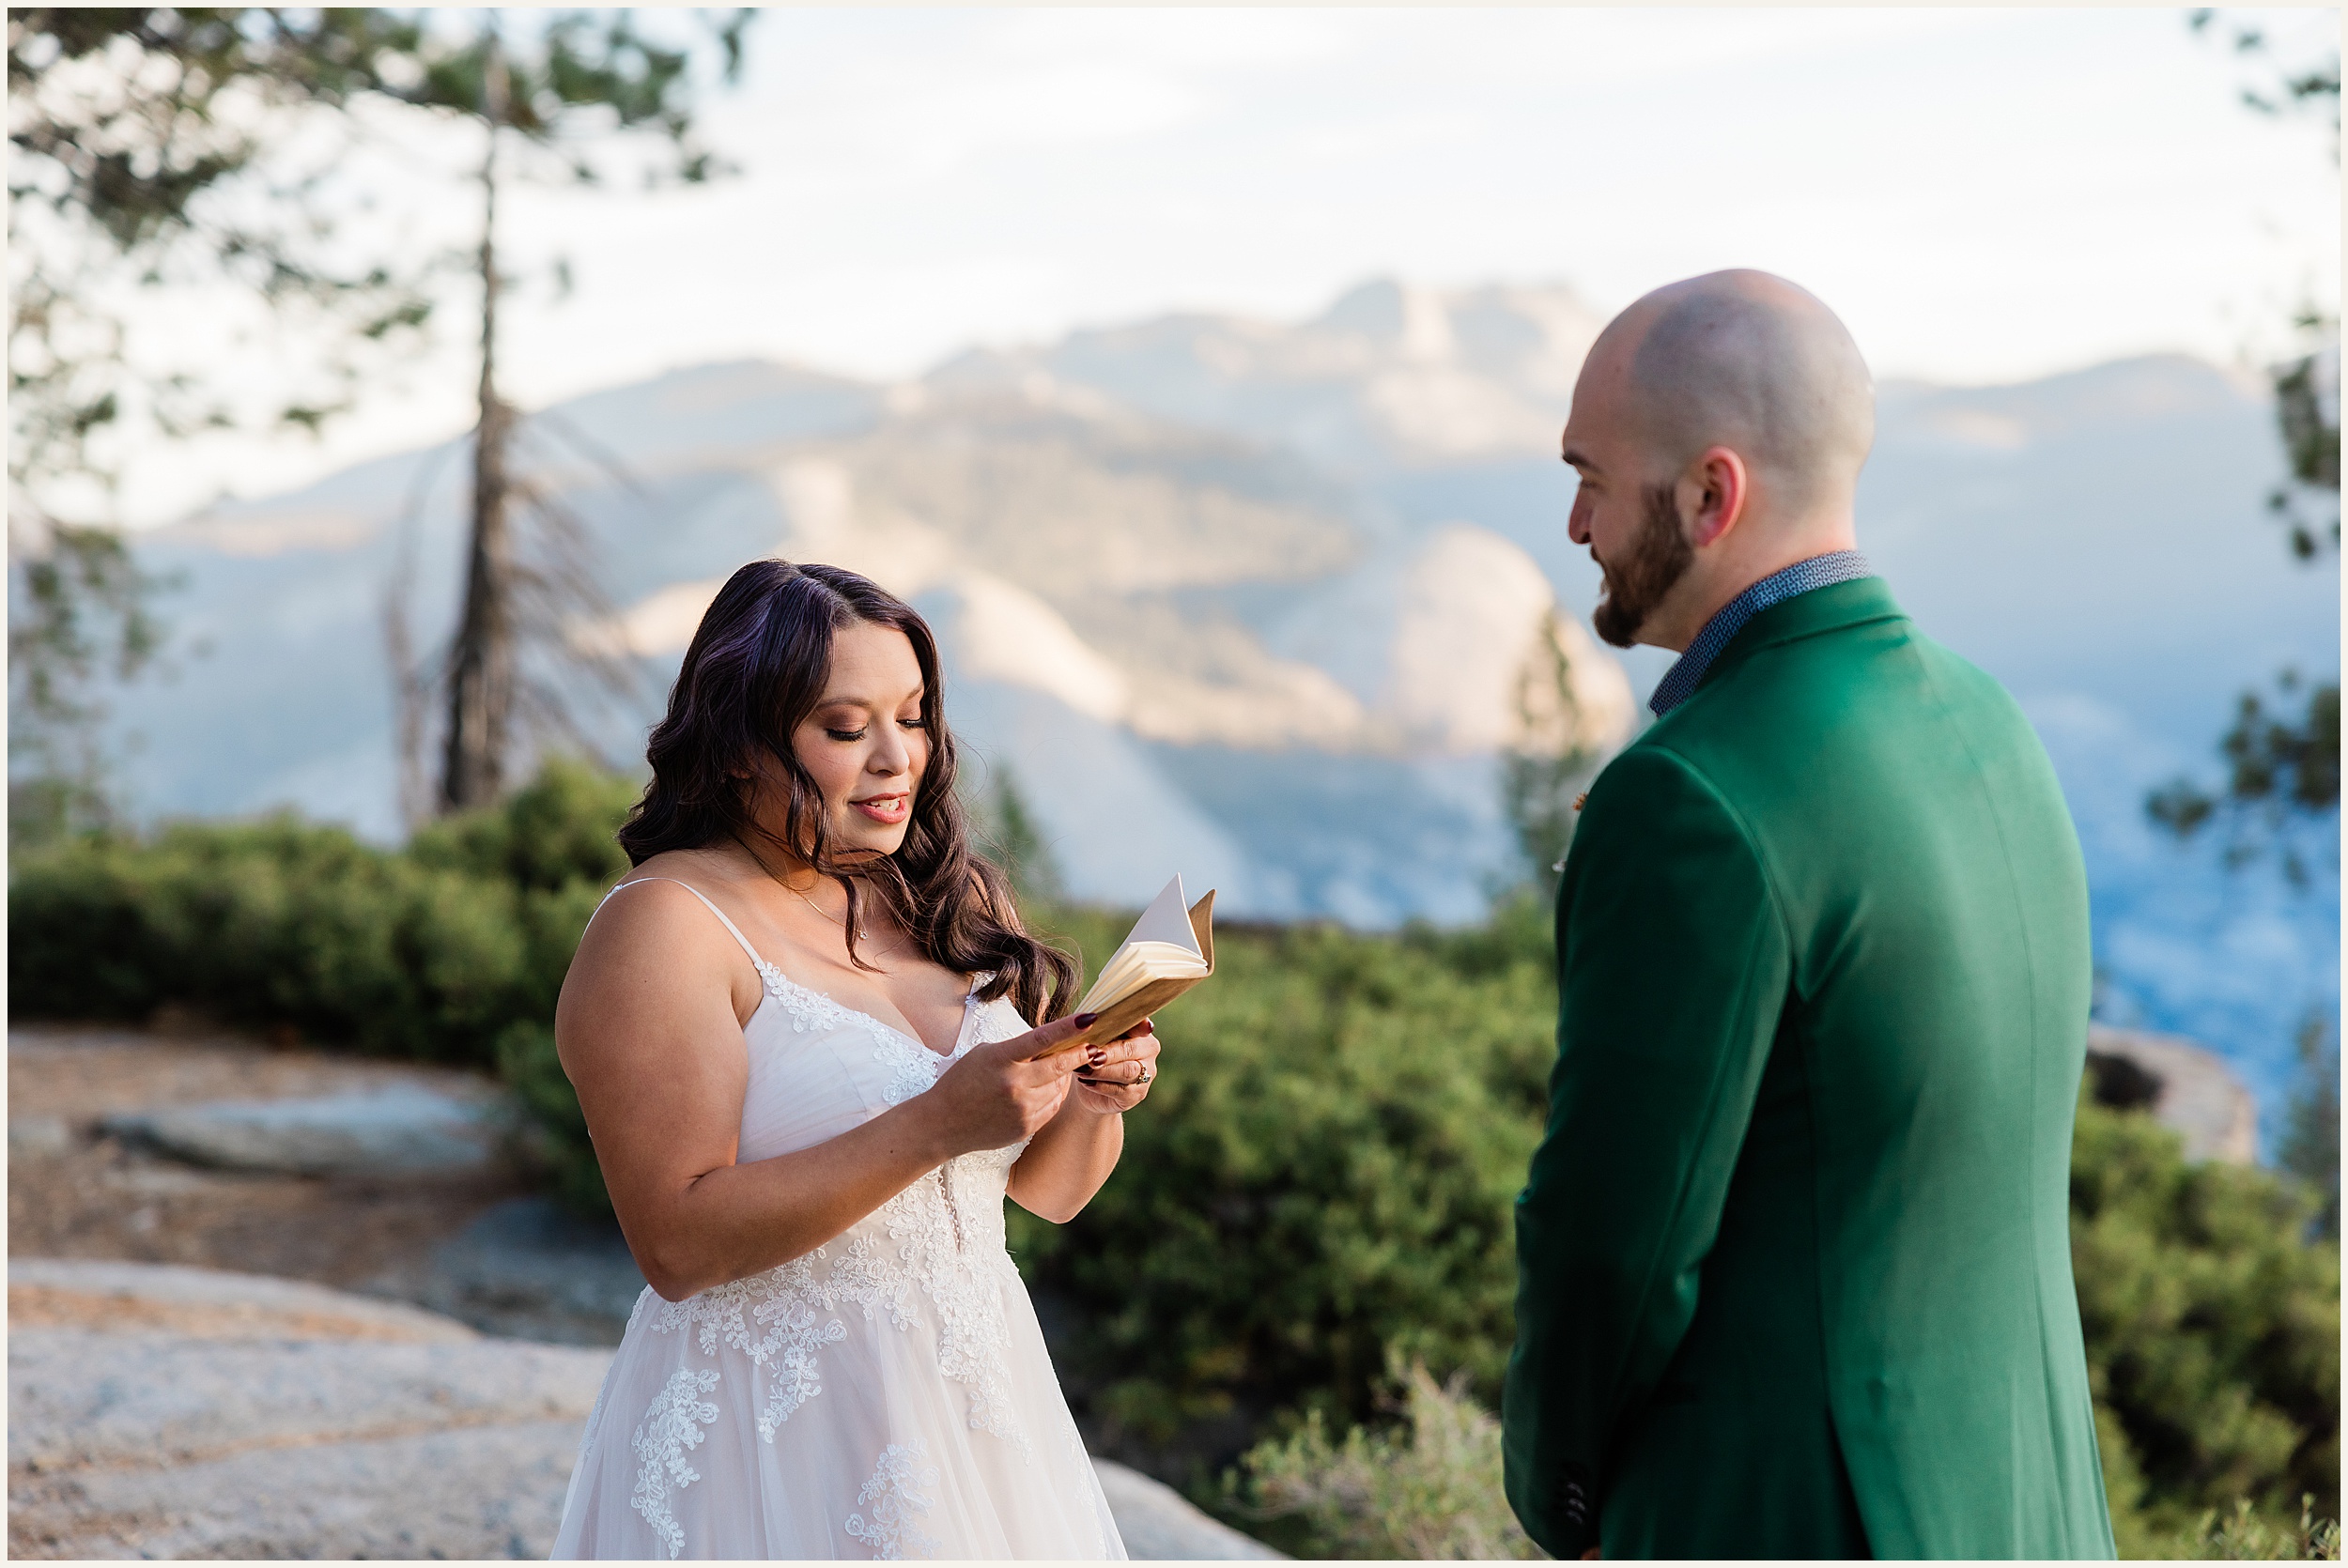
[[1502, 745, 1792, 1558]]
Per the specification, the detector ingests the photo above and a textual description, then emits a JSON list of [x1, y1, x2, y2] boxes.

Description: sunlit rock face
[[111, 301, 1633, 923], [508, 356, 1630, 919]]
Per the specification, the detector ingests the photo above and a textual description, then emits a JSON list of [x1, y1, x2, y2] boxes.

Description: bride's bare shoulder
[[560, 854, 765, 1046], [569, 853, 749, 978]]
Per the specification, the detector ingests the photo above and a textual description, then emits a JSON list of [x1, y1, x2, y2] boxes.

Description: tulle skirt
[[550, 1237, 1125, 1561]]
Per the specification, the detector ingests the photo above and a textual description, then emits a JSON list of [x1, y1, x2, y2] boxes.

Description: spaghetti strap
[[595, 876, 769, 972]]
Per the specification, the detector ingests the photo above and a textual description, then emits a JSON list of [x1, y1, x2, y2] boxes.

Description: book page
[[1121, 875, 1202, 958], [1075, 875, 1206, 1015]]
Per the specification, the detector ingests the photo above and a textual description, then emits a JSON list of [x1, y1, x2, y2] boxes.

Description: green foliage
[[2186, 1496, 2342, 1560], [7, 8, 752, 508], [12, 813, 511, 1059], [1499, 609, 1606, 893], [2186, 9, 2340, 155], [1233, 1375, 2339, 1563], [1229, 1357, 1541, 1560], [9, 9, 754, 820], [965, 767, 1062, 902], [8, 9, 445, 510], [2155, 14, 2338, 860], [1006, 898, 1557, 1450], [1011, 896, 2333, 1552], [2149, 672, 2341, 878], [2268, 325, 2341, 561], [2279, 1017, 2342, 1239], [11, 776, 2337, 1552], [498, 1018, 609, 1216], [2072, 1096, 2340, 1549], [1214, 1086, 2340, 1561], [407, 758, 638, 892], [7, 758, 628, 1073], [8, 519, 178, 846]]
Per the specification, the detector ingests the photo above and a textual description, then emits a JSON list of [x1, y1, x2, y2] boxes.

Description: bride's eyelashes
[[823, 716, 928, 743]]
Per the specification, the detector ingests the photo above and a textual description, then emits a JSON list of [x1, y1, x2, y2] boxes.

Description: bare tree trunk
[[382, 541, 428, 832], [440, 44, 513, 814]]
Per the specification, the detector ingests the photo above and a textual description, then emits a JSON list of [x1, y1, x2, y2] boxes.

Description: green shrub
[[2182, 1497, 2341, 1560], [1007, 899, 1556, 1450], [407, 759, 638, 893], [1229, 1357, 1541, 1560], [8, 757, 631, 1066], [2074, 1097, 2341, 1550], [1231, 1374, 2340, 1562], [498, 1018, 610, 1216]]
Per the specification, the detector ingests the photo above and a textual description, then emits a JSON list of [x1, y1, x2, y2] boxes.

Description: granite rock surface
[[100, 1081, 512, 1178], [8, 1257, 1281, 1560]]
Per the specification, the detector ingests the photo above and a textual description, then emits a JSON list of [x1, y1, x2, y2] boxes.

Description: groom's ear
[[1679, 445, 1750, 549]]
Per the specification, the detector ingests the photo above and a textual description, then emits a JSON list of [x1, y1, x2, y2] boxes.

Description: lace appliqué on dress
[[758, 962, 943, 1113], [871, 1028, 950, 1109], [870, 1161, 1030, 1457], [659, 1159, 1031, 1461], [844, 1439, 942, 1560], [641, 982, 1034, 1495], [647, 1252, 879, 1442], [855, 992, 1033, 1456], [630, 1366, 720, 1559]]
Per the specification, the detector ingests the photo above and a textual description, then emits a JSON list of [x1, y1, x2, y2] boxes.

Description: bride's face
[[782, 621, 930, 862]]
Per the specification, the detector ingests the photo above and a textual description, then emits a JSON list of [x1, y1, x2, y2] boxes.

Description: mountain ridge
[[92, 279, 2337, 1109]]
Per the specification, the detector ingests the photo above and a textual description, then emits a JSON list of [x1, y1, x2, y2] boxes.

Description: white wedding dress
[[550, 880, 1127, 1560]]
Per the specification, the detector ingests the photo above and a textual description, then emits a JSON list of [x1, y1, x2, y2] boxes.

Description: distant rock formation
[[111, 286, 1645, 925], [2085, 1024, 2261, 1164], [936, 276, 1605, 470], [99, 283, 2322, 942]]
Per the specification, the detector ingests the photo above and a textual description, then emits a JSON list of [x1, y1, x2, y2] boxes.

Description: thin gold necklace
[[789, 880, 905, 962]]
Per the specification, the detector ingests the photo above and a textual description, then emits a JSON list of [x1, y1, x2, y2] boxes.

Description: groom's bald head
[[1610, 269, 1875, 509], [1562, 271, 1875, 651]]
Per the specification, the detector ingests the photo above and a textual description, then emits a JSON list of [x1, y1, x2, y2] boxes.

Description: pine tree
[[7, 8, 752, 820]]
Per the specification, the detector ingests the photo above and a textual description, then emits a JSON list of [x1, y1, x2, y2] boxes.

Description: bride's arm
[[557, 880, 1091, 1300], [1005, 1021, 1160, 1223]]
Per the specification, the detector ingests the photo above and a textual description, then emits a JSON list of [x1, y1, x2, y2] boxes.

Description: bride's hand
[[1072, 1020, 1158, 1114], [921, 1011, 1098, 1156]]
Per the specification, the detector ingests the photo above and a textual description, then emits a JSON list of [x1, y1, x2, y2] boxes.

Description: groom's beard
[[1591, 484, 1696, 649]]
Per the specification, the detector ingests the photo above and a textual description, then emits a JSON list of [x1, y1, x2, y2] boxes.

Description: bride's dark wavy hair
[[618, 560, 1077, 1025]]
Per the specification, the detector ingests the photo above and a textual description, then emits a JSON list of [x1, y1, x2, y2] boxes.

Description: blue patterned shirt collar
[[1646, 550, 1877, 717]]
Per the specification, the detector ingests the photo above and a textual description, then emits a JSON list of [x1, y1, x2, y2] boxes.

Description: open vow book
[[1047, 875, 1216, 1054]]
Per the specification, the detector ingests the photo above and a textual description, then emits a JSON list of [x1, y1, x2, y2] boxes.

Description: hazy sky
[[115, 6, 2340, 525]]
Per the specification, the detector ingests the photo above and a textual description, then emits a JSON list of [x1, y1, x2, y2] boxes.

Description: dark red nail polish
[[1073, 1012, 1100, 1028]]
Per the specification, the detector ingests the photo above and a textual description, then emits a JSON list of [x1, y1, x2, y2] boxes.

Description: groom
[[1502, 271, 2115, 1560]]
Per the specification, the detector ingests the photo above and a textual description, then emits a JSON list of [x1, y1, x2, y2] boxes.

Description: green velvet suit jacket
[[1502, 578, 2115, 1560]]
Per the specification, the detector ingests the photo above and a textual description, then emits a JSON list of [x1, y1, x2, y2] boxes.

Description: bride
[[550, 560, 1158, 1560]]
